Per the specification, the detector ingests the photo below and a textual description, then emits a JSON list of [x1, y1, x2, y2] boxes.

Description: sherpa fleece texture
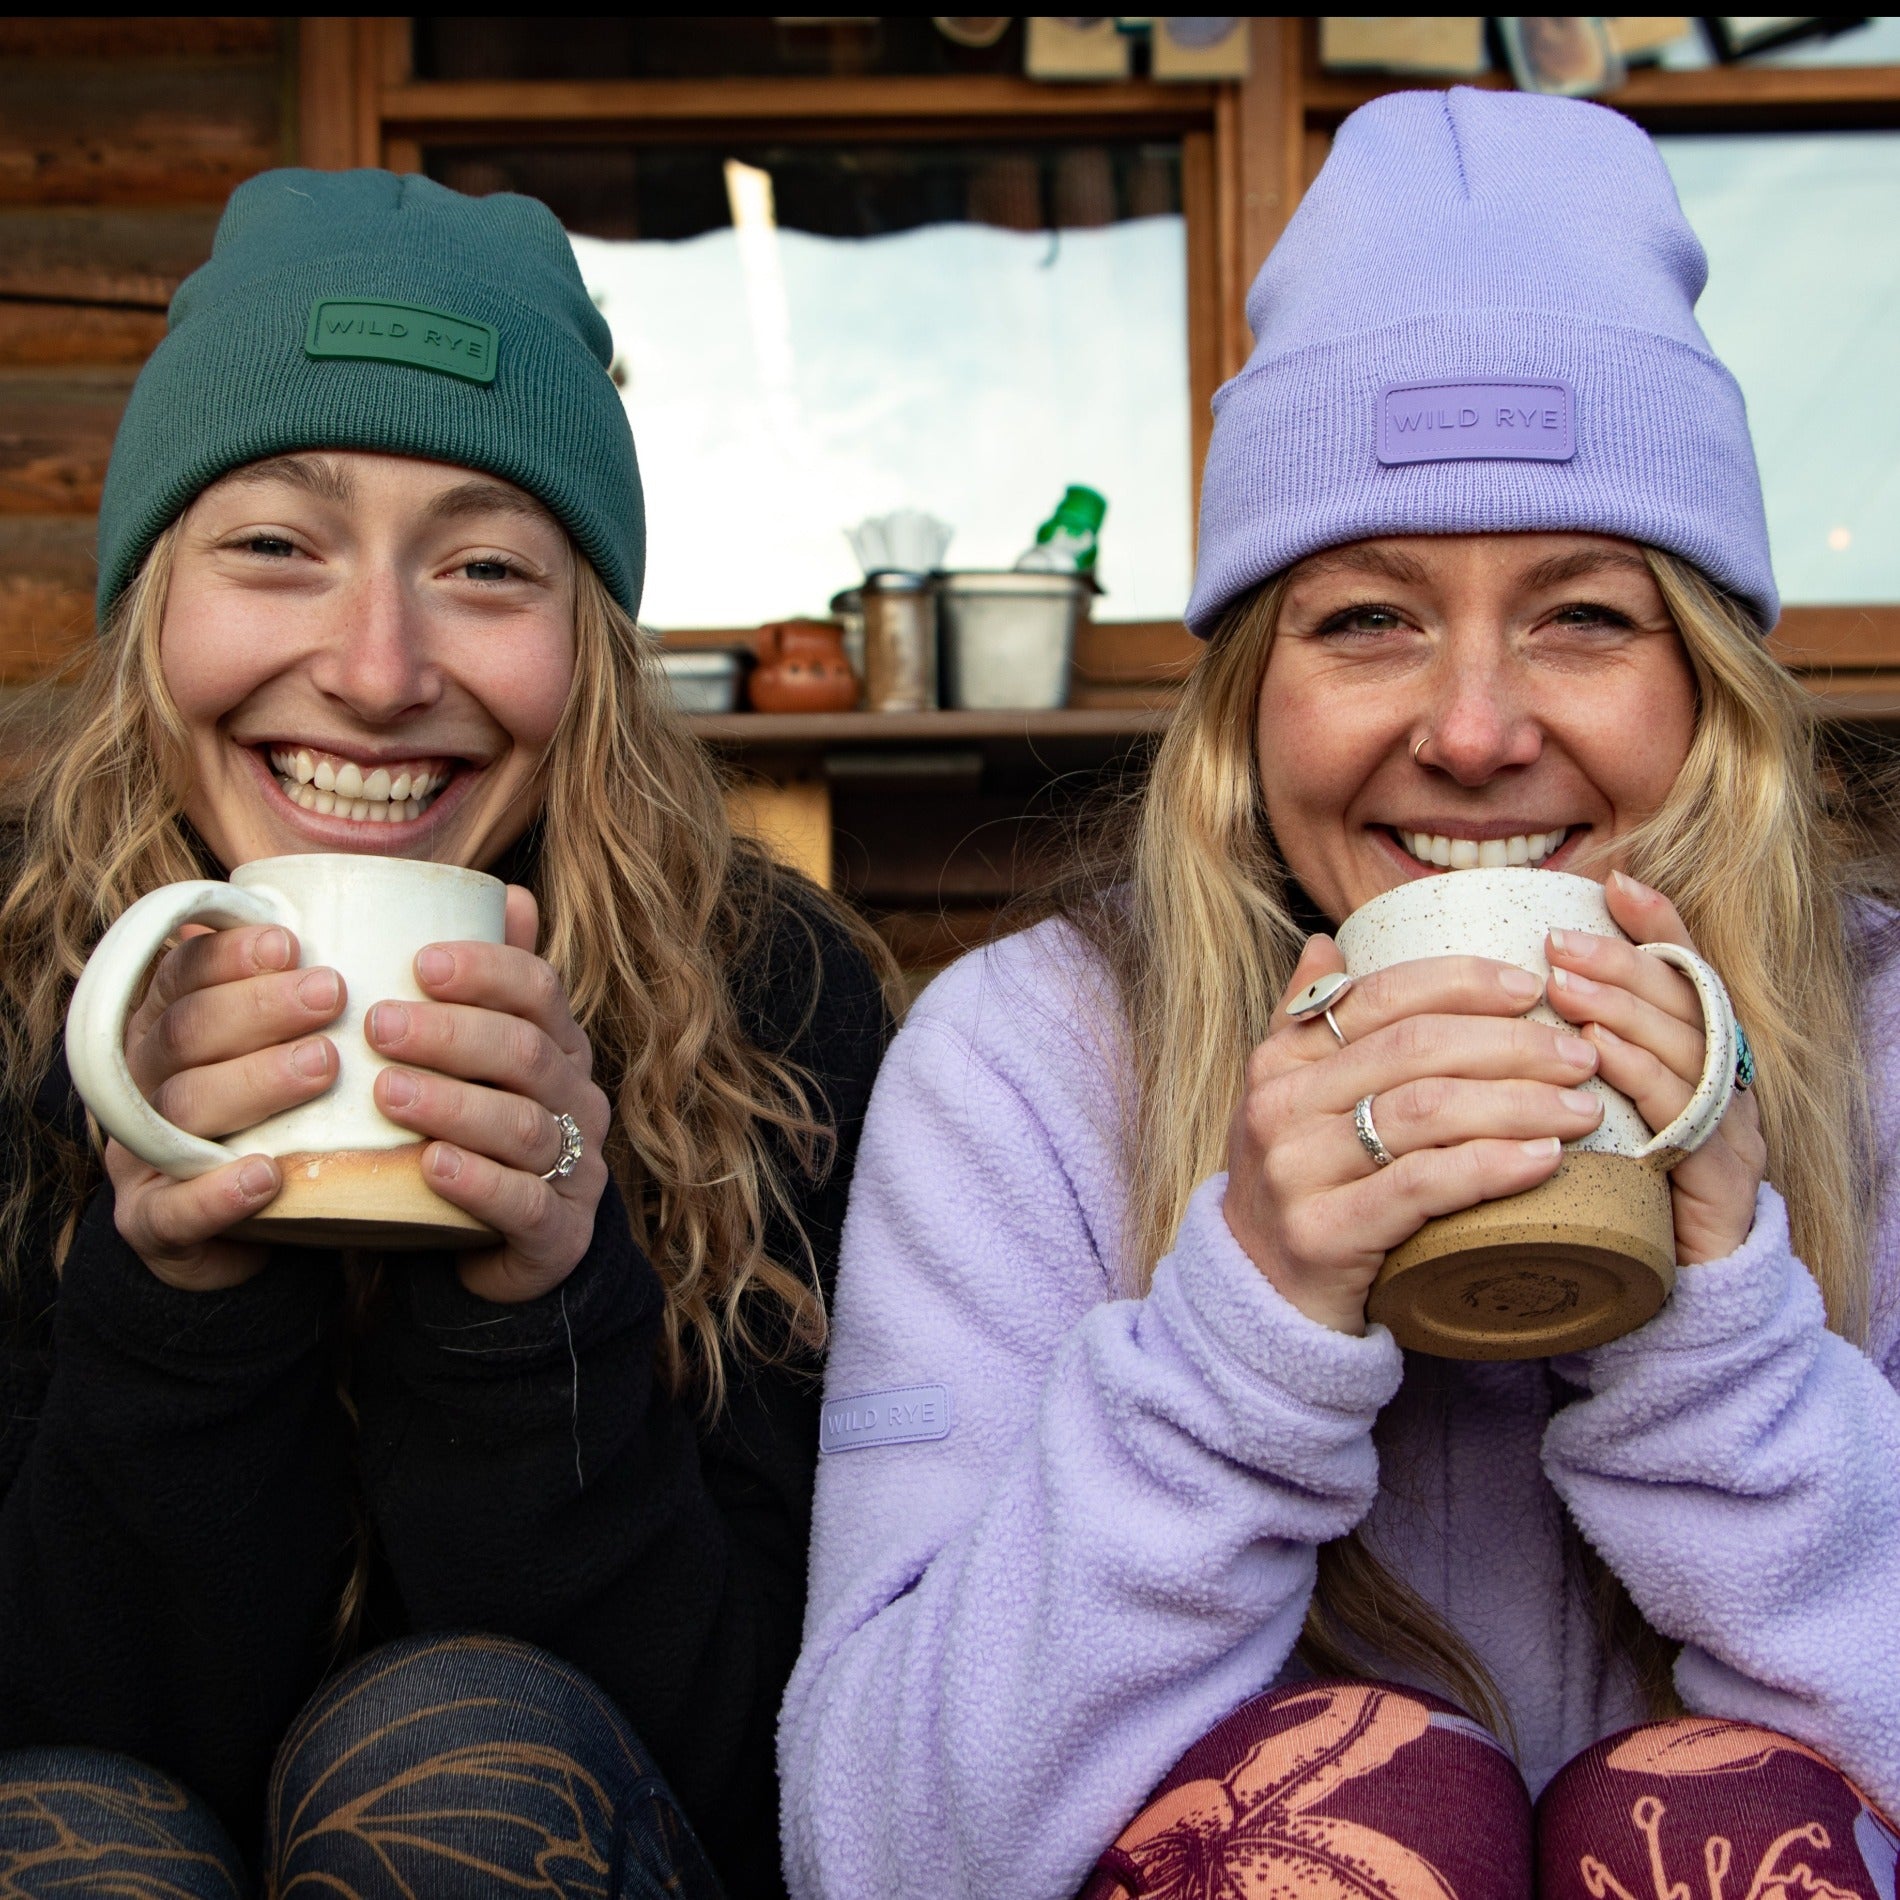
[[780, 919, 1900, 1900]]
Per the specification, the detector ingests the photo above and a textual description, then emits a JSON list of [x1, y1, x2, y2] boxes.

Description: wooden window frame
[[299, 17, 1900, 708]]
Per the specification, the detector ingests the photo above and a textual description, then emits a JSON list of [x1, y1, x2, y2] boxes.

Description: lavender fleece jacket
[[780, 919, 1900, 1899]]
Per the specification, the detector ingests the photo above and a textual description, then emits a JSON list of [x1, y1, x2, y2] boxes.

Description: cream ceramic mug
[[1327, 867, 1738, 1358], [65, 854, 505, 1248]]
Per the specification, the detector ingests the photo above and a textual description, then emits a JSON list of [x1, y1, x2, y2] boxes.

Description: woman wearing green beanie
[[0, 169, 890, 1897]]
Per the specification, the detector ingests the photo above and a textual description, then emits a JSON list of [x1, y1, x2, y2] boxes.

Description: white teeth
[[1401, 827, 1570, 870], [272, 749, 447, 823]]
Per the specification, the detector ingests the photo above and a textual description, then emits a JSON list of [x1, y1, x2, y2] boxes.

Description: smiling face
[[1256, 532, 1698, 924], [160, 450, 577, 871]]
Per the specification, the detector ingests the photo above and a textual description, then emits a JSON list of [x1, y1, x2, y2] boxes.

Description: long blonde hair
[[1067, 548, 1872, 1732], [0, 518, 894, 1406]]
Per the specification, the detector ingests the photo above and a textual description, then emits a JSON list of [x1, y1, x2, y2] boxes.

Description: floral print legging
[[0, 1633, 724, 1899], [1081, 1681, 1899, 1900]]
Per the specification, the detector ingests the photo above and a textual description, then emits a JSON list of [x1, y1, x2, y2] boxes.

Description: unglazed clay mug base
[[1333, 868, 1736, 1359], [65, 854, 506, 1250]]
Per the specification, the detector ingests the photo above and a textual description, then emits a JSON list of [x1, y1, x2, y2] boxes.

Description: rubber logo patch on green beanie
[[305, 298, 497, 385]]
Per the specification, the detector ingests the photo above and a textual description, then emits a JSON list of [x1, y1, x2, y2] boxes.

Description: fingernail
[[238, 1159, 276, 1198], [383, 1069, 418, 1108], [1521, 1137, 1562, 1158], [1499, 967, 1542, 999], [367, 1002, 408, 1044], [1560, 1087, 1600, 1114], [1552, 968, 1600, 996], [297, 968, 340, 1011], [291, 1037, 330, 1079], [430, 1144, 462, 1180], [1547, 928, 1573, 955], [1611, 869, 1653, 899], [256, 927, 292, 970], [417, 946, 454, 986], [1558, 1035, 1596, 1067], [1592, 1020, 1624, 1046]]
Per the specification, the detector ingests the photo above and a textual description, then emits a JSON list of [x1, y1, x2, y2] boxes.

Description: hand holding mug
[[1223, 935, 1603, 1335], [106, 920, 347, 1291], [1546, 869, 1764, 1266], [365, 884, 612, 1305]]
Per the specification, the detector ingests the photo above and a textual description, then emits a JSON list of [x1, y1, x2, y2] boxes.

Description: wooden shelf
[[382, 73, 1217, 144], [687, 706, 1170, 747]]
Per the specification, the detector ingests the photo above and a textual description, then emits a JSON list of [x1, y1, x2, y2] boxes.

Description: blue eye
[[462, 560, 514, 582]]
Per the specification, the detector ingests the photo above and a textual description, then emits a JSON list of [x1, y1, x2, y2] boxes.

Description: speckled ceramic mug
[[1332, 867, 1738, 1358]]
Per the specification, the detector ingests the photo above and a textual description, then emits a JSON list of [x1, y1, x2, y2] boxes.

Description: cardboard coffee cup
[[1333, 868, 1738, 1358], [65, 854, 506, 1248]]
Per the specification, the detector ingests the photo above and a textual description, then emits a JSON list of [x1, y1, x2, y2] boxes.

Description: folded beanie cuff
[[1185, 308, 1776, 637]]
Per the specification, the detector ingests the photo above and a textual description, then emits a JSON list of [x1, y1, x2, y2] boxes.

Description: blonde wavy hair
[[0, 515, 894, 1408], [1065, 548, 1874, 1735]]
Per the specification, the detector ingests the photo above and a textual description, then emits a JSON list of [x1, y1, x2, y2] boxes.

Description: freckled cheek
[[1257, 692, 1387, 846], [158, 592, 290, 731], [462, 642, 574, 754]]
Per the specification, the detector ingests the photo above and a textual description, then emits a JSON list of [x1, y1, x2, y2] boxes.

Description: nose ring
[[1412, 735, 1431, 767]]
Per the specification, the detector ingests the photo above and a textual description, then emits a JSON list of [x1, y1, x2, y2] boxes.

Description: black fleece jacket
[[0, 880, 890, 1897]]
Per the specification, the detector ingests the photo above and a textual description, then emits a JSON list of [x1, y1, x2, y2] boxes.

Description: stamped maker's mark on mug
[[1378, 378, 1575, 465]]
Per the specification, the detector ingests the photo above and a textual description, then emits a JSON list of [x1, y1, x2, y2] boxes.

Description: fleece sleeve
[[1542, 1184, 1900, 1812], [778, 1011, 1404, 1900]]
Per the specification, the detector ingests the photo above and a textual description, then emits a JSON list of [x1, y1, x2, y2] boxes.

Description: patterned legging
[[0, 1634, 724, 1899], [1081, 1680, 1900, 1900]]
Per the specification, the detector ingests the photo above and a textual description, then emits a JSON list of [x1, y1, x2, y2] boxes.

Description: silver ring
[[1354, 1094, 1395, 1168], [540, 1111, 585, 1182], [1287, 971, 1353, 1048]]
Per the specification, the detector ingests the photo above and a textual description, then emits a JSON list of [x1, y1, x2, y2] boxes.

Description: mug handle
[[65, 880, 291, 1179], [1630, 942, 1738, 1170]]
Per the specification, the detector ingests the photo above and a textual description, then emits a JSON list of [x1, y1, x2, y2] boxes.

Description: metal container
[[829, 585, 866, 684], [937, 571, 1085, 711], [657, 648, 747, 715], [861, 571, 938, 712]]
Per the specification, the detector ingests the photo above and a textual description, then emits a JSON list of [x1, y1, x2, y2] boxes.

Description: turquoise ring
[[1734, 1024, 1755, 1093]]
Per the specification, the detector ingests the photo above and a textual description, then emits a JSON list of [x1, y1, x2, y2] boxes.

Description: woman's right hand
[[1222, 933, 1606, 1336], [105, 922, 346, 1291]]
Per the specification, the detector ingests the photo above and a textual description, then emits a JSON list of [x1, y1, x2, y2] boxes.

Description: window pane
[[430, 142, 1191, 628], [1658, 132, 1900, 604]]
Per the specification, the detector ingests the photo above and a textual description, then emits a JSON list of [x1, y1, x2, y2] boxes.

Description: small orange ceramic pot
[[748, 619, 860, 713]]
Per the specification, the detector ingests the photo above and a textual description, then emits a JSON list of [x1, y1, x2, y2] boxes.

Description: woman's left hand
[[1545, 869, 1765, 1265], [367, 885, 611, 1303]]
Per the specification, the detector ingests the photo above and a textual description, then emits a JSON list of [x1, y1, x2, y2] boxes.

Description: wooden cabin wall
[[0, 17, 294, 704]]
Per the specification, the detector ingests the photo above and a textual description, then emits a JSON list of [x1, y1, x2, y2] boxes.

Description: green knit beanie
[[96, 168, 643, 624]]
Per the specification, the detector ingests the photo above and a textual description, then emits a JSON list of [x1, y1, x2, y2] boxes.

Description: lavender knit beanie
[[1186, 87, 1776, 635]]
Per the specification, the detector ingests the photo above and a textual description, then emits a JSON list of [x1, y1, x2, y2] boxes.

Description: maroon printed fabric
[[1538, 1719, 1899, 1900], [1078, 1680, 1530, 1900], [1079, 1685, 1895, 1900]]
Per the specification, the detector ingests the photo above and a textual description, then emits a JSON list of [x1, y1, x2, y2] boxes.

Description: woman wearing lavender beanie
[[780, 87, 1900, 1898]]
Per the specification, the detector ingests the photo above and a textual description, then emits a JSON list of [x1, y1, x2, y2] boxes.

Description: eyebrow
[[419, 479, 557, 529], [1516, 548, 1654, 591], [1300, 545, 1434, 586], [222, 454, 355, 505]]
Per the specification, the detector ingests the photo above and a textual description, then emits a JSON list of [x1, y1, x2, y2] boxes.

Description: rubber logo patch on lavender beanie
[[1185, 87, 1776, 636], [1378, 379, 1573, 464]]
